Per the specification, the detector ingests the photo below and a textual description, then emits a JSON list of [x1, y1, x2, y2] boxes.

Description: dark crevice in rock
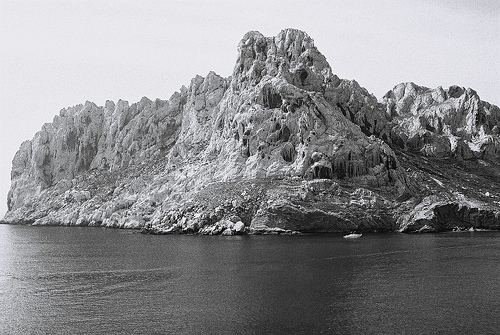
[[313, 165, 333, 179], [280, 142, 296, 162], [262, 85, 282, 109]]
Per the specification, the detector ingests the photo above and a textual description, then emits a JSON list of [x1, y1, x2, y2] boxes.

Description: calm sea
[[0, 225, 499, 334]]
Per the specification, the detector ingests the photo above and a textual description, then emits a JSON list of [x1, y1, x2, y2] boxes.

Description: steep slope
[[380, 83, 500, 232], [3, 29, 500, 233]]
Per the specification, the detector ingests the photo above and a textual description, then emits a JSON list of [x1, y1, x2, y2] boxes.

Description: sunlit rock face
[[3, 29, 500, 233], [209, 29, 404, 187], [382, 82, 500, 160]]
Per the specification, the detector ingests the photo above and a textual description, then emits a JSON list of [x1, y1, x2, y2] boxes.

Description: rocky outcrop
[[398, 193, 500, 232], [3, 29, 500, 234], [382, 82, 500, 160]]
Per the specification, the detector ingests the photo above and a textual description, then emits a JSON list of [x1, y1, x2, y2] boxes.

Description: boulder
[[221, 228, 234, 236], [233, 221, 245, 234]]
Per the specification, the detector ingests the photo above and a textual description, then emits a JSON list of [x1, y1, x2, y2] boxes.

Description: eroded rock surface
[[3, 29, 500, 233], [383, 83, 500, 160]]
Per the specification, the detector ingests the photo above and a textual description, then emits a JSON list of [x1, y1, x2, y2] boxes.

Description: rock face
[[3, 29, 500, 233], [382, 82, 500, 160]]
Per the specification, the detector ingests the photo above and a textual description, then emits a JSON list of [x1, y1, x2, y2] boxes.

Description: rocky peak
[[230, 29, 388, 141], [233, 29, 335, 92]]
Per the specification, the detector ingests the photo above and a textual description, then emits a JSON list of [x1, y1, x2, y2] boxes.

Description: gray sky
[[0, 0, 499, 217]]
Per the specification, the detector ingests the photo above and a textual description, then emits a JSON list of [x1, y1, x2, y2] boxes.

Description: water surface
[[1, 225, 499, 334]]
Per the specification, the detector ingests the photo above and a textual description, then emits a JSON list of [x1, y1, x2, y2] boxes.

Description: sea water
[[0, 225, 499, 334]]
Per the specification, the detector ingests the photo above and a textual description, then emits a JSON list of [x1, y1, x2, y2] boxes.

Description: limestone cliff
[[3, 29, 500, 233], [383, 82, 500, 160]]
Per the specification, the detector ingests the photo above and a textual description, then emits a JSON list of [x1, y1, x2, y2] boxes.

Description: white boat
[[343, 233, 362, 239]]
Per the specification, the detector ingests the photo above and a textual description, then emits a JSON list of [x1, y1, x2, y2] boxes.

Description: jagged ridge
[[3, 29, 500, 234]]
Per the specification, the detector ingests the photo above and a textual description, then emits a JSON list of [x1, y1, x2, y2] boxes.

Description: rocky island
[[2, 29, 500, 234]]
